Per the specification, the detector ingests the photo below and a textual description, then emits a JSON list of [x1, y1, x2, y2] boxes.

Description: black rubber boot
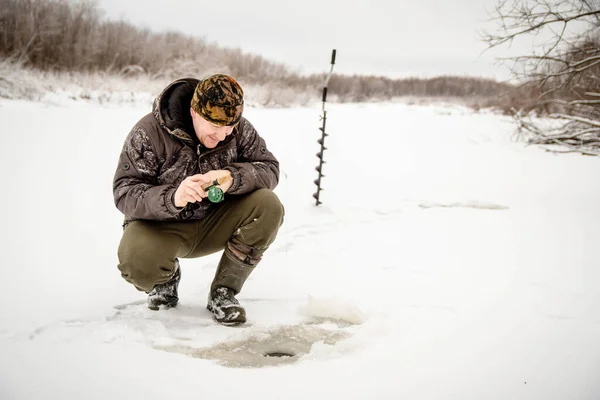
[[147, 260, 181, 310], [207, 286, 247, 325], [207, 247, 258, 325]]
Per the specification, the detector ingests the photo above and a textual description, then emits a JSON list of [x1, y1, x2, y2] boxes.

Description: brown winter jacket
[[113, 78, 280, 225]]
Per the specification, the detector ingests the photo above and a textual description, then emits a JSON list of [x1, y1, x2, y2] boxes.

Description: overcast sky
[[95, 0, 534, 81]]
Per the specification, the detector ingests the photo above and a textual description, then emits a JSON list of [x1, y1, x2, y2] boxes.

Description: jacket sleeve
[[113, 125, 182, 220], [224, 119, 280, 195]]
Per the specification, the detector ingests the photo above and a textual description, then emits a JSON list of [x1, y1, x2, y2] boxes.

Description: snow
[[0, 97, 599, 399]]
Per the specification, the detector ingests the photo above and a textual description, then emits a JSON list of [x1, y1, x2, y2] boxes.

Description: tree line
[[0, 0, 523, 106]]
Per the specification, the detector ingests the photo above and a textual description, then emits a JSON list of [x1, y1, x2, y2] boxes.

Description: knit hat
[[191, 74, 244, 126]]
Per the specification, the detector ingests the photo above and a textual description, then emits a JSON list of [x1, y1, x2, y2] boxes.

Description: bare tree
[[484, 0, 600, 155]]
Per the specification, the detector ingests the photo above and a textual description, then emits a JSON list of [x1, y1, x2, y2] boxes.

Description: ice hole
[[264, 351, 295, 358], [157, 324, 351, 368]]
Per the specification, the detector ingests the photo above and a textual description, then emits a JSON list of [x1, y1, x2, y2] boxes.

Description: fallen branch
[[548, 113, 600, 127]]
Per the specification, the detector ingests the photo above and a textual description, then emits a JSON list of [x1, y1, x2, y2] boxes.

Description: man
[[113, 74, 284, 326]]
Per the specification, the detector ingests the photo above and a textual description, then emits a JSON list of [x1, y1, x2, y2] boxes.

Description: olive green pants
[[117, 189, 284, 293]]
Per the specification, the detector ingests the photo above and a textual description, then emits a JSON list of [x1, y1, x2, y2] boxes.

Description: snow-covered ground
[[0, 98, 599, 399]]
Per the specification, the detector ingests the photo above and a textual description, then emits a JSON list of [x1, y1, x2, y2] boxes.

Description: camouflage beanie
[[191, 74, 244, 126]]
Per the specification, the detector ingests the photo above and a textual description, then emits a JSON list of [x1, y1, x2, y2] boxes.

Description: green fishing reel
[[203, 175, 232, 203], [206, 184, 224, 203]]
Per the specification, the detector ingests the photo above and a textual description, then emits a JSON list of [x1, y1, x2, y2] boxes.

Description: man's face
[[190, 108, 234, 149]]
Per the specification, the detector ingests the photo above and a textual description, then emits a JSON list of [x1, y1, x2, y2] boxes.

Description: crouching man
[[112, 74, 284, 325]]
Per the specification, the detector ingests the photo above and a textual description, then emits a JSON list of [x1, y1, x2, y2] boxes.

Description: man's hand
[[202, 170, 233, 193], [173, 175, 211, 208], [173, 170, 233, 208]]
